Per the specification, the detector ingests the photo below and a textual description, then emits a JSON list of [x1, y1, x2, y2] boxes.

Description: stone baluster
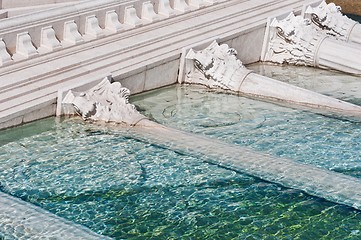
[[63, 20, 84, 45], [39, 26, 62, 52], [124, 5, 142, 27], [173, 0, 190, 13], [142, 1, 160, 22], [0, 39, 12, 66], [188, 0, 205, 9], [204, 0, 218, 4], [15, 32, 38, 59], [85, 15, 104, 39], [158, 0, 175, 17], [105, 10, 123, 33]]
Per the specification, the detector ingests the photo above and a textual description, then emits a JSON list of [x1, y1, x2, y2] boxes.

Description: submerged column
[[262, 12, 361, 75], [61, 72, 361, 211], [185, 40, 361, 119]]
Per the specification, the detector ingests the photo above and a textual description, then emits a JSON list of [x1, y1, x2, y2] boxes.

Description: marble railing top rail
[[0, 0, 219, 67], [1, 0, 83, 9]]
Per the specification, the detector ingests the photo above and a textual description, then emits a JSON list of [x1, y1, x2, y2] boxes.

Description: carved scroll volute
[[62, 76, 146, 125], [185, 41, 252, 91]]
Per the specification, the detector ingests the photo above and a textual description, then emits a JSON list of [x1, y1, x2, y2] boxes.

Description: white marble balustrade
[[0, 0, 217, 66]]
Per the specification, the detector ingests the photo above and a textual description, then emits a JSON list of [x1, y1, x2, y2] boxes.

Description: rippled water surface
[[133, 64, 361, 178], [0, 65, 361, 239]]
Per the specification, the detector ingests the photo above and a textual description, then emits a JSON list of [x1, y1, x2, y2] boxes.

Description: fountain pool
[[1, 64, 361, 239], [133, 64, 361, 177]]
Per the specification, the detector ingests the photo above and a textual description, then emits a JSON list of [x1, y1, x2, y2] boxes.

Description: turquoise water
[[1, 65, 361, 239], [134, 89, 361, 178], [1, 118, 361, 239]]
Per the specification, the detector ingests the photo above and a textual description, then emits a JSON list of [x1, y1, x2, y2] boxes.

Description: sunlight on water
[[1, 118, 361, 239], [0, 65, 361, 239]]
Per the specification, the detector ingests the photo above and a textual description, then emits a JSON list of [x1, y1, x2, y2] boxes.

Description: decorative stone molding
[[85, 15, 104, 38], [40, 26, 62, 52], [0, 39, 12, 66], [141, 1, 160, 22], [15, 32, 38, 58], [124, 5, 142, 27], [304, 1, 357, 41], [185, 41, 252, 91], [63, 20, 84, 45], [262, 12, 327, 66], [105, 10, 123, 33], [62, 76, 147, 125]]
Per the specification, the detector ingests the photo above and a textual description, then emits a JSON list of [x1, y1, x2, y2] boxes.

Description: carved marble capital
[[304, 1, 357, 41], [62, 76, 146, 125], [263, 12, 327, 66], [185, 41, 252, 91]]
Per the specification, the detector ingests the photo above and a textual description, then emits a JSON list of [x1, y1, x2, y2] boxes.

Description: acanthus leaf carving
[[305, 1, 357, 41], [62, 76, 147, 125], [185, 41, 252, 92], [263, 12, 327, 66]]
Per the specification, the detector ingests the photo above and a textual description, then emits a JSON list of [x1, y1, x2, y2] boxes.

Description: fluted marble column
[[316, 38, 361, 74], [187, 41, 361, 119], [348, 24, 361, 44], [61, 72, 361, 211]]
